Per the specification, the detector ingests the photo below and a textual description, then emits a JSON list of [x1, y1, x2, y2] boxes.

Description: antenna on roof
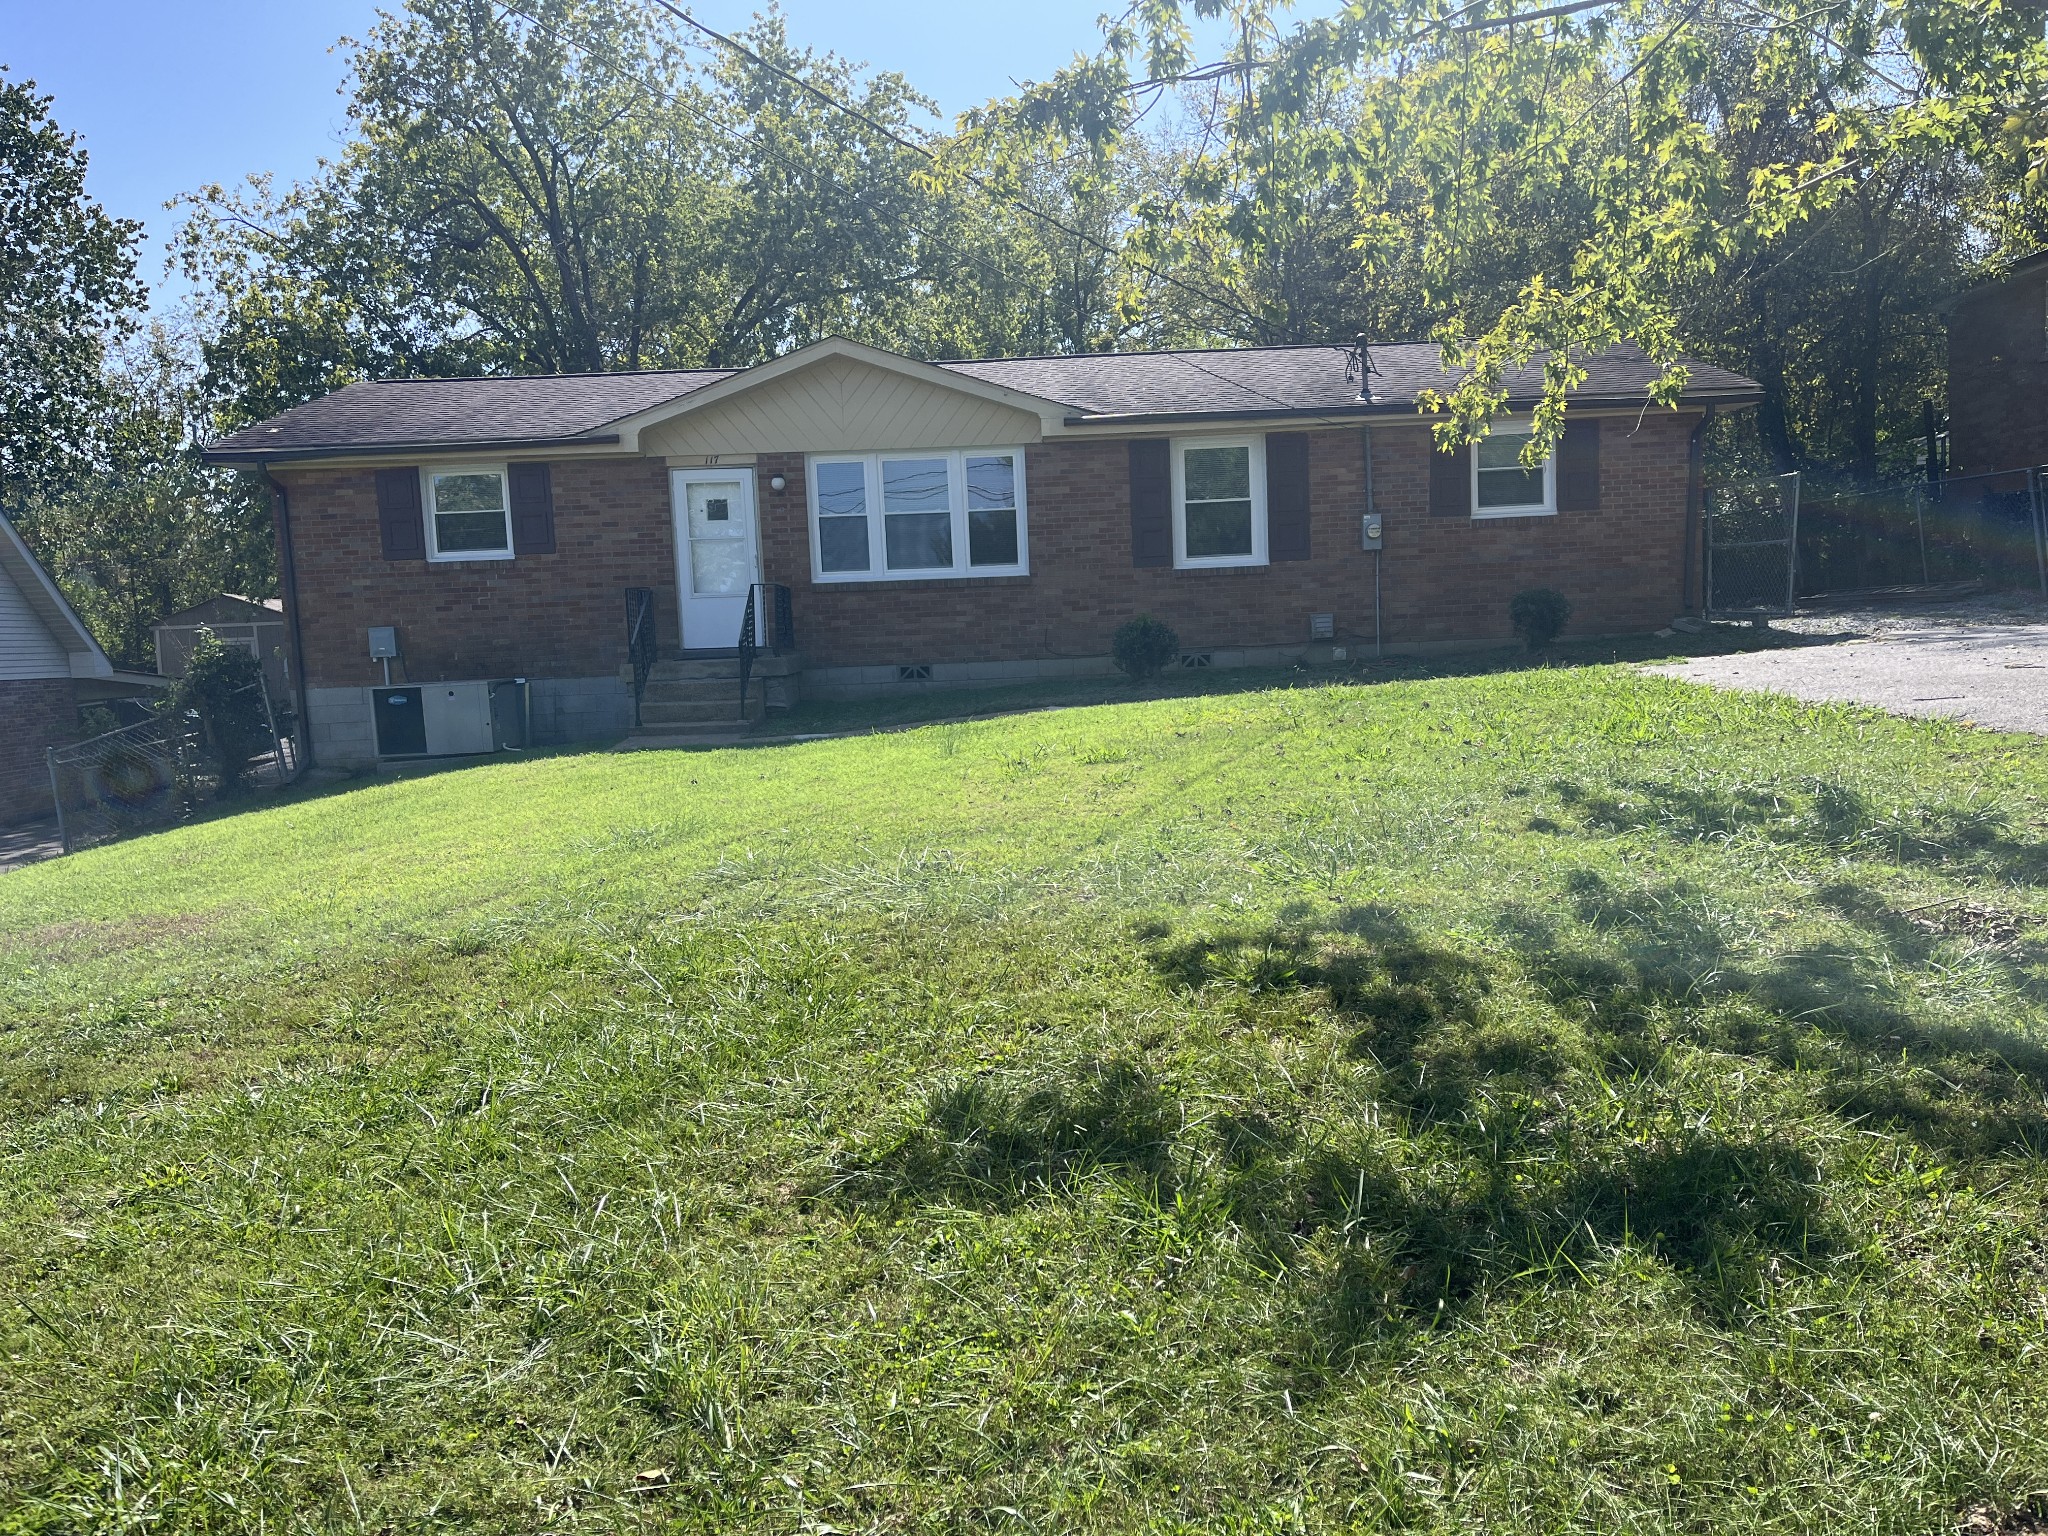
[[1344, 333, 1379, 400]]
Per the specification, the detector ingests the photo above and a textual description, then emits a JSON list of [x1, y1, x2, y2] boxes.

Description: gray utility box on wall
[[373, 679, 529, 758]]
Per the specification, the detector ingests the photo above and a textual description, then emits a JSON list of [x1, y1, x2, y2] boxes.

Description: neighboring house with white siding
[[0, 512, 122, 824]]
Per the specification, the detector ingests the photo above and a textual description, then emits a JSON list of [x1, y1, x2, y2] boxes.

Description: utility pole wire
[[513, 1, 1314, 405], [639, 0, 1278, 334], [642, 0, 1647, 336], [1121, 0, 1619, 89], [500, 0, 1312, 406], [1453, 0, 1616, 31], [495, 2, 1054, 337]]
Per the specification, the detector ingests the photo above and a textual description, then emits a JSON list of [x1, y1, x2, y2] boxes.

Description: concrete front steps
[[633, 658, 761, 738], [627, 653, 800, 743]]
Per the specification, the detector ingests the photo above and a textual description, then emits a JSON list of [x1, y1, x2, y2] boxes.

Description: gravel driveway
[[1647, 592, 2048, 735]]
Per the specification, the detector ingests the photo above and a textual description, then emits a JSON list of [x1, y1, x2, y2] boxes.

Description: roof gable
[[621, 338, 1067, 456], [0, 513, 112, 678], [154, 594, 285, 629]]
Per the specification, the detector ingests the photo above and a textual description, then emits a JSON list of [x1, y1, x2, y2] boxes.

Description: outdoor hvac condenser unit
[[373, 679, 529, 758]]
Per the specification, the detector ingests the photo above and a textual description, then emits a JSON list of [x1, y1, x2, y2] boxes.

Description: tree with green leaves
[[13, 328, 276, 669], [177, 0, 956, 421], [959, 0, 2047, 463], [0, 69, 145, 510]]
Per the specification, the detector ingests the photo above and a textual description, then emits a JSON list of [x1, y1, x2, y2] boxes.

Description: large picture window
[[1172, 437, 1267, 568], [808, 450, 1028, 581], [424, 466, 514, 560], [1471, 425, 1556, 518]]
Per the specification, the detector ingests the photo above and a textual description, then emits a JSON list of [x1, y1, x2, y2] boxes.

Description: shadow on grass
[[1500, 868, 2048, 1160], [838, 874, 2042, 1354], [1295, 1132, 1827, 1360], [1149, 906, 1510, 1123], [1150, 909, 1833, 1343], [844, 906, 1842, 1353], [840, 1058, 1181, 1207], [1557, 774, 2048, 885]]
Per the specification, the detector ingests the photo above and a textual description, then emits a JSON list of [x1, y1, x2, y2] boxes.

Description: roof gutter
[[204, 432, 625, 467], [1061, 391, 1765, 429]]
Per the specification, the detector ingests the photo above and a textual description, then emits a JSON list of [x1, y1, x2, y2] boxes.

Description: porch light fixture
[[769, 474, 788, 492]]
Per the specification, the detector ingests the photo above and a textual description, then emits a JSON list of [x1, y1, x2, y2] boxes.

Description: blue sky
[[0, 0, 1244, 308]]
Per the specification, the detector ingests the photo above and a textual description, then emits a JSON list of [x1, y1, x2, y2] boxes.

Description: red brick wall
[[279, 414, 1697, 687], [1369, 415, 1695, 645], [759, 415, 1695, 662], [1948, 269, 2048, 478], [279, 458, 680, 688], [0, 678, 77, 824]]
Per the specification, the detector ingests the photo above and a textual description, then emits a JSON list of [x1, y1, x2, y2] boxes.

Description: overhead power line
[[498, 0, 1317, 409], [496, 3, 1061, 329], [492, 0, 1307, 415], [638, 0, 1278, 335], [1452, 0, 1616, 33]]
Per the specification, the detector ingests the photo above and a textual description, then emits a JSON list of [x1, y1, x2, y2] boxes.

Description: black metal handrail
[[737, 582, 794, 718], [625, 587, 656, 727]]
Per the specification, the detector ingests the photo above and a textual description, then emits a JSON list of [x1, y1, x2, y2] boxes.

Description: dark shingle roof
[[205, 341, 1759, 462], [207, 369, 735, 460], [942, 341, 1761, 419]]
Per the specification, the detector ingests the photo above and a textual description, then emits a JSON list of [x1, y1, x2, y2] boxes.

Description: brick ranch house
[[204, 337, 1761, 768]]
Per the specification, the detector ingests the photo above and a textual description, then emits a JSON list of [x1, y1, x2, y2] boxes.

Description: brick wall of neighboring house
[[280, 413, 1697, 693], [0, 678, 77, 824], [1948, 266, 2048, 478]]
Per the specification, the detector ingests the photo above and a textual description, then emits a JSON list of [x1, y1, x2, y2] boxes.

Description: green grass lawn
[[4, 662, 2047, 1533]]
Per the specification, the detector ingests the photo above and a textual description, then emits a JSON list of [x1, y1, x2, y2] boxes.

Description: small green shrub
[[1509, 588, 1572, 652], [1111, 614, 1180, 680], [164, 628, 272, 790], [77, 703, 122, 739]]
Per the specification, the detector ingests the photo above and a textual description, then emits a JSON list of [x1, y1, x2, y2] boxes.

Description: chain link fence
[[1705, 472, 1800, 618], [1795, 466, 2047, 598], [46, 675, 296, 854]]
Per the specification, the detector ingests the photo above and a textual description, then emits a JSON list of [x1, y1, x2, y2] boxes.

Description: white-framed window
[[1470, 423, 1556, 519], [424, 465, 515, 560], [1172, 437, 1267, 568], [807, 449, 1028, 582]]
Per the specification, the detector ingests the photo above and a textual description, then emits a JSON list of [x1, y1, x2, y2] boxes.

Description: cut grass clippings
[[3, 663, 2047, 1533]]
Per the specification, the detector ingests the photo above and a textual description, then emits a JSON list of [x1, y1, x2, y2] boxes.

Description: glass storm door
[[670, 468, 761, 651]]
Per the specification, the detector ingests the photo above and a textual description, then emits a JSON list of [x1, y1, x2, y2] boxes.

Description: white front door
[[670, 467, 761, 651]]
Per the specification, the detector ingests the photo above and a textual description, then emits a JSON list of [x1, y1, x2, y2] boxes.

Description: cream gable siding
[[640, 354, 1047, 459], [0, 561, 70, 681]]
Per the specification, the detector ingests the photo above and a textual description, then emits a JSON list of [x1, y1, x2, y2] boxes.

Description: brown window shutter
[[509, 463, 557, 554], [1129, 438, 1172, 567], [1556, 419, 1600, 511], [1428, 435, 1470, 517], [375, 468, 425, 559], [1265, 431, 1311, 561]]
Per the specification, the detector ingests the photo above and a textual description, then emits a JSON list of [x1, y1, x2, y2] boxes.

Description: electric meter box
[[1361, 514, 1384, 550]]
